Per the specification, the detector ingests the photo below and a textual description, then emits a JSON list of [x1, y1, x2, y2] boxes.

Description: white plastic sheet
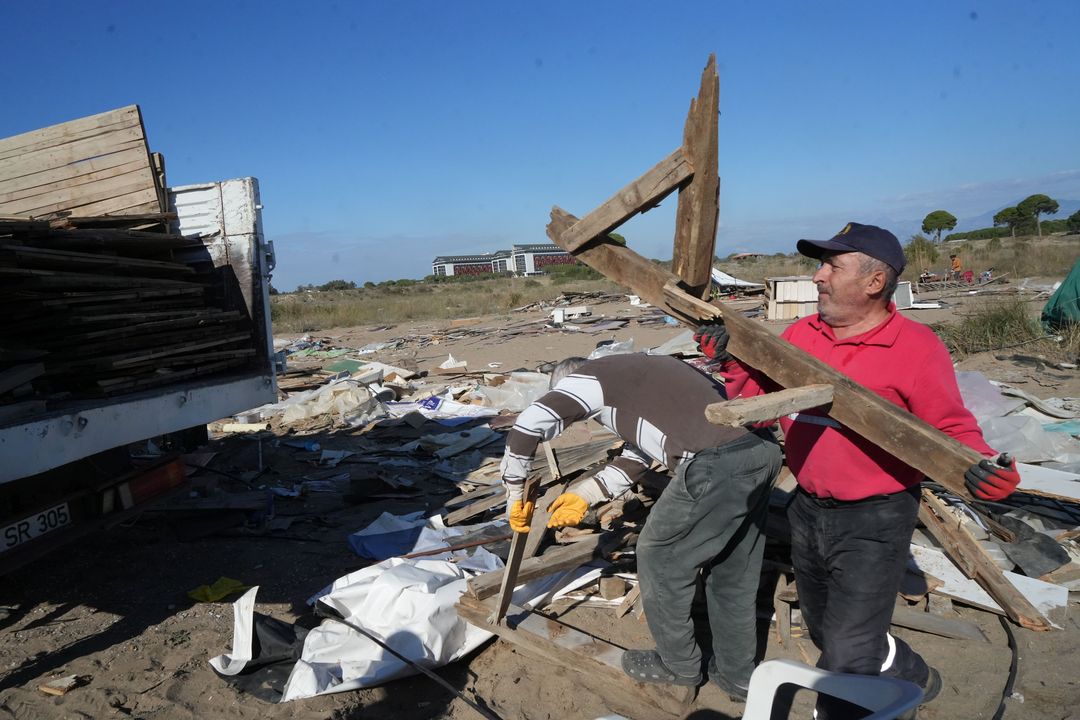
[[210, 531, 606, 702], [281, 552, 502, 701], [464, 372, 550, 411]]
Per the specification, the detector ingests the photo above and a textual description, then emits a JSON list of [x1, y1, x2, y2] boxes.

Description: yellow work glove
[[509, 499, 535, 533], [546, 493, 589, 528]]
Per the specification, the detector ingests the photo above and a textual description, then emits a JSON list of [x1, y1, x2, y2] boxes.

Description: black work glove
[[693, 323, 731, 362], [964, 453, 1020, 501]]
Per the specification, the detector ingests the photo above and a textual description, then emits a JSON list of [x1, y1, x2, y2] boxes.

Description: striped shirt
[[500, 354, 748, 505]]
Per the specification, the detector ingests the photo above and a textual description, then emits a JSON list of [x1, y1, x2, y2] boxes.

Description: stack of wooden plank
[[0, 105, 165, 220], [0, 217, 255, 415]]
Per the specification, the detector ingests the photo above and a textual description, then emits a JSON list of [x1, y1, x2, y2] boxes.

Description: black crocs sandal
[[621, 649, 702, 686], [707, 658, 749, 702]]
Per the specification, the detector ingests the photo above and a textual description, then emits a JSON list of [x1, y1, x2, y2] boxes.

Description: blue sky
[[4, 1, 1078, 290]]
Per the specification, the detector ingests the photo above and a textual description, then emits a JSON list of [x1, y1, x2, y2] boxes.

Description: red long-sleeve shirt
[[723, 305, 995, 500]]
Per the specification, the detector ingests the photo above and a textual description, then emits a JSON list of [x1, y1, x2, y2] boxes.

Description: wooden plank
[[0, 113, 141, 162], [523, 442, 566, 558], [55, 193, 162, 219], [889, 605, 988, 643], [490, 506, 535, 624], [0, 266, 200, 289], [457, 595, 691, 717], [0, 106, 139, 156], [444, 434, 620, 525], [0, 147, 150, 197], [4, 167, 155, 217], [705, 383, 833, 426], [547, 208, 698, 322], [672, 54, 720, 297], [0, 363, 45, 395], [466, 529, 629, 600], [0, 159, 147, 205], [37, 674, 82, 697], [918, 489, 1051, 630], [559, 148, 692, 252], [615, 583, 641, 618], [23, 179, 157, 218], [0, 133, 147, 184], [2, 244, 194, 275]]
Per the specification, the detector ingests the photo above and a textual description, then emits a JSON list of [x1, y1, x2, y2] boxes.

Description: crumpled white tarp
[[209, 542, 604, 702], [281, 551, 501, 701]]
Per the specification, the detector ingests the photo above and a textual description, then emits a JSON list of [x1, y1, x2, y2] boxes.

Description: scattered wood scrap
[[37, 674, 85, 696]]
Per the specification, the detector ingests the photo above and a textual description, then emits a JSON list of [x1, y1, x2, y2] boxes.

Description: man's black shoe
[[707, 659, 748, 702]]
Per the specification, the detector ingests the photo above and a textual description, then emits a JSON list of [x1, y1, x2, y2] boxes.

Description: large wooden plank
[[22, 178, 158, 218], [672, 54, 720, 297], [457, 595, 691, 718], [0, 147, 149, 197], [1, 244, 195, 275], [0, 114, 142, 163], [0, 106, 139, 157], [56, 192, 161, 219], [2, 167, 154, 216], [0, 133, 147, 184], [559, 148, 692, 252], [0, 160, 147, 205]]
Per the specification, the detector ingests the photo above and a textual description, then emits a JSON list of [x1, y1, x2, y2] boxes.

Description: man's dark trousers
[[788, 487, 930, 719], [637, 432, 782, 686]]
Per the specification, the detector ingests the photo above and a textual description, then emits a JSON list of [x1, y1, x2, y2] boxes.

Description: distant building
[[511, 244, 575, 275], [729, 252, 766, 261], [432, 244, 574, 277]]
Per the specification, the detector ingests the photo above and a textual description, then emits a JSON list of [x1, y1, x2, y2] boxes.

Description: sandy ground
[[2, 292, 1079, 720]]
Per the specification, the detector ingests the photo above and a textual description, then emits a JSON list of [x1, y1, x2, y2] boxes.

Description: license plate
[[1, 503, 72, 553]]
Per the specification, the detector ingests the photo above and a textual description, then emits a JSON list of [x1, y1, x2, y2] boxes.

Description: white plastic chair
[[742, 659, 924, 719]]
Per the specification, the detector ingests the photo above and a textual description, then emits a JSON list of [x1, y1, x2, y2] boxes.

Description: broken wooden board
[[522, 442, 567, 558], [559, 148, 692, 253], [457, 595, 692, 718], [672, 54, 720, 298], [615, 583, 641, 618], [705, 383, 833, 427], [918, 489, 1054, 630]]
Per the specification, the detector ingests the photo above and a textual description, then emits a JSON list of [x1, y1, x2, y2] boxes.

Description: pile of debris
[[197, 323, 1080, 714]]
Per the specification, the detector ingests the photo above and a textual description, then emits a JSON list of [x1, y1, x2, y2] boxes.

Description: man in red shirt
[[696, 222, 1020, 718]]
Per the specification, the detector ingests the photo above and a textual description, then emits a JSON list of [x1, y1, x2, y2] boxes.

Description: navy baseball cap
[[797, 222, 906, 275]]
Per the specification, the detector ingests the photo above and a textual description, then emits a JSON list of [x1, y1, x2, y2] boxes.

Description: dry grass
[[270, 276, 620, 332], [933, 297, 1078, 360]]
